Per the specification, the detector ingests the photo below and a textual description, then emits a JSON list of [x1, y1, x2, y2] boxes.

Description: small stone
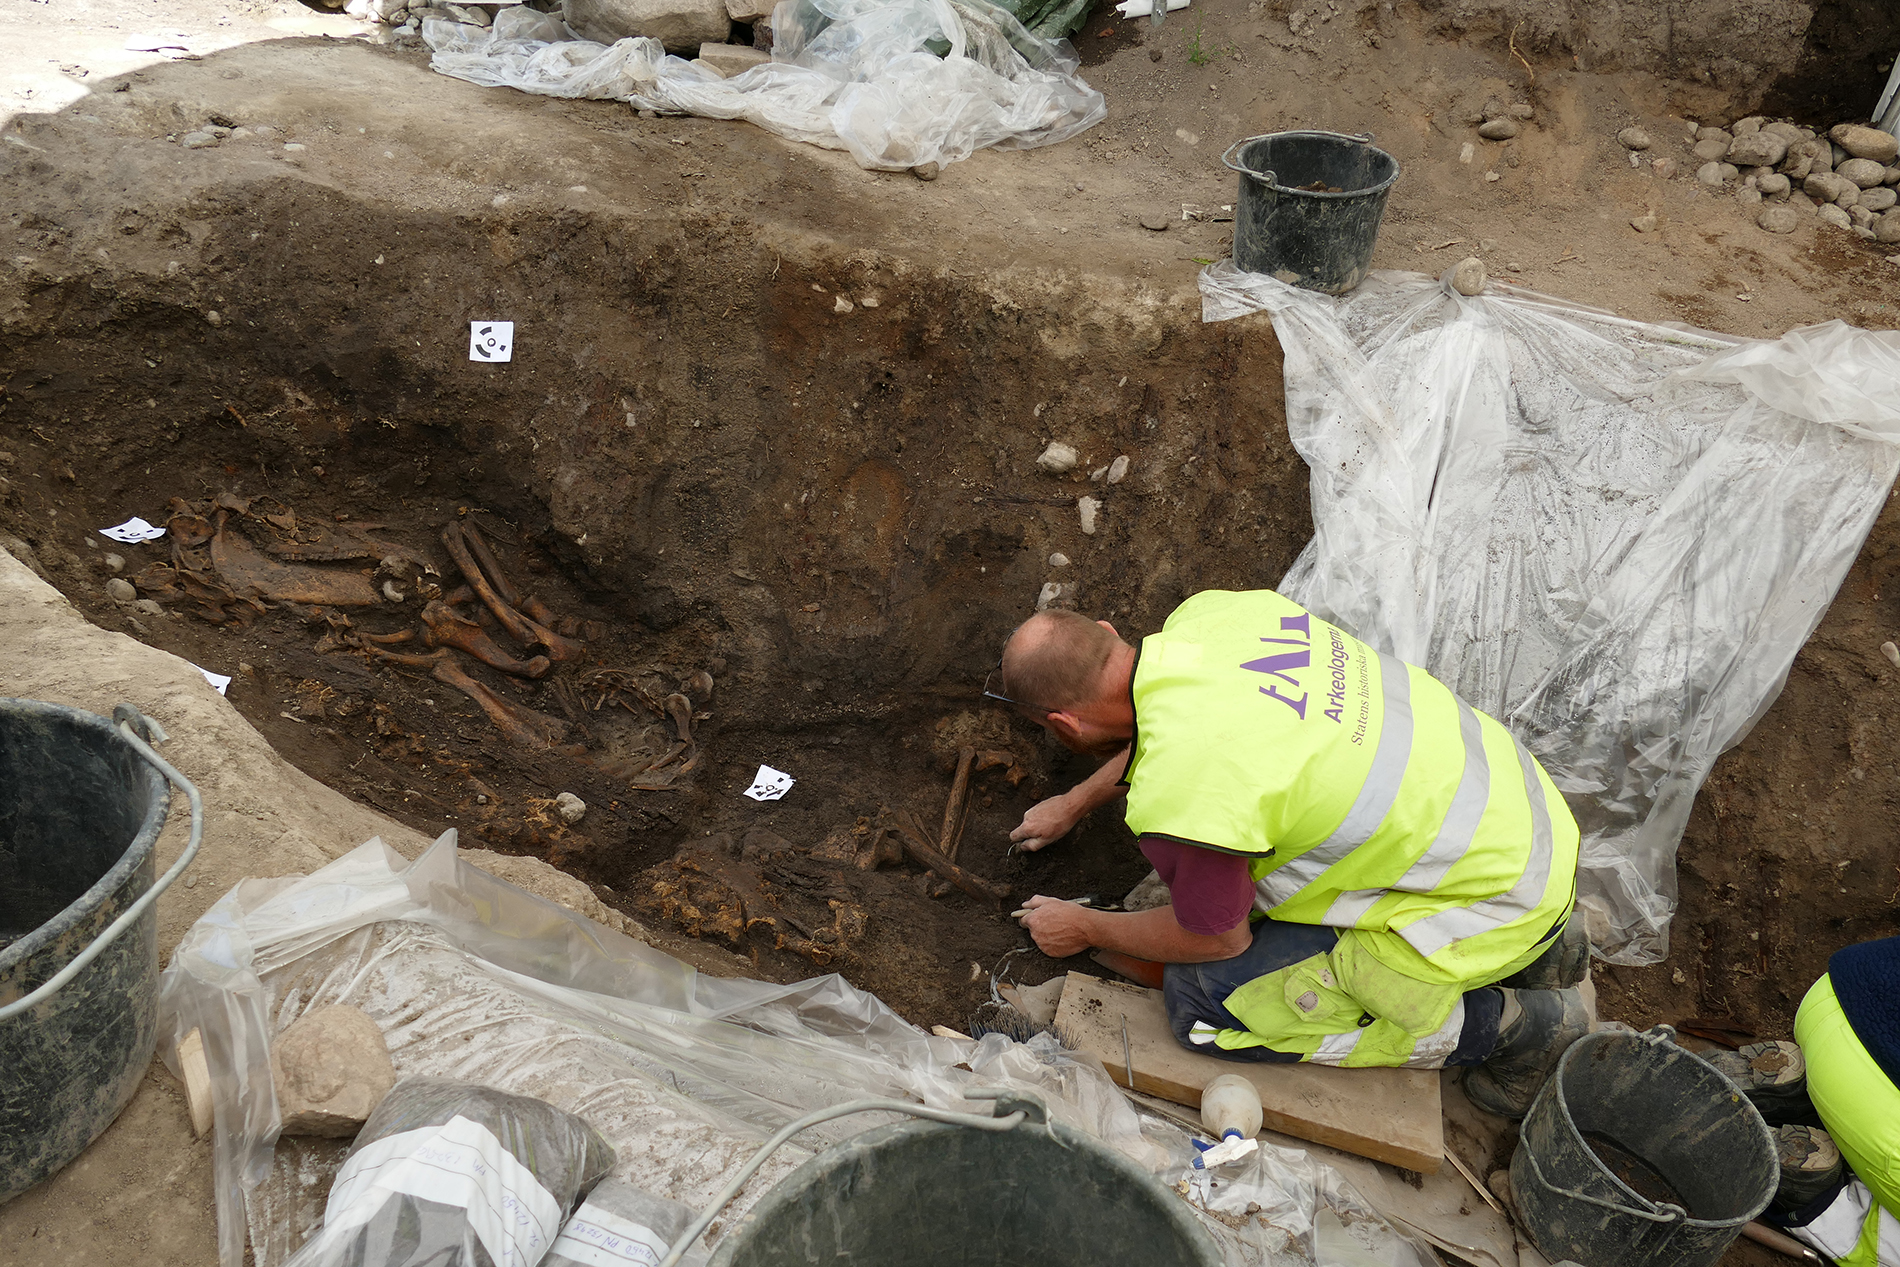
[[1507, 103, 1534, 120], [1839, 157, 1887, 189], [1629, 151, 1642, 168], [554, 791, 587, 824], [1691, 138, 1728, 162], [1804, 172, 1855, 203], [1788, 190, 1816, 211], [1481, 97, 1506, 121], [1451, 256, 1487, 293], [1887, 165, 1900, 186], [1479, 238, 1498, 251], [1851, 204, 1877, 227], [1732, 116, 1765, 135], [1882, 641, 1900, 668], [1832, 123, 1899, 164], [1719, 163, 1740, 181], [695, 42, 768, 77], [911, 161, 939, 181], [1833, 141, 1851, 167], [1763, 121, 1803, 144], [1139, 210, 1169, 231], [134, 599, 164, 617], [1726, 132, 1787, 167], [105, 578, 136, 603], [1148, 46, 1161, 61], [1077, 495, 1101, 536], [1105, 455, 1129, 484], [1048, 552, 1070, 567], [1757, 172, 1790, 197], [1485, 171, 1500, 182], [283, 142, 306, 152], [1478, 119, 1519, 141], [1859, 226, 1880, 239], [1035, 581, 1074, 612], [1756, 204, 1802, 234], [1617, 126, 1652, 151], [832, 294, 853, 314], [272, 1004, 396, 1137], [1736, 187, 1763, 207], [1817, 203, 1852, 230], [1863, 187, 1898, 212], [103, 552, 125, 572], [1459, 141, 1475, 164], [1696, 127, 1731, 144], [1036, 441, 1080, 473], [1876, 210, 1900, 244], [1695, 161, 1727, 186], [1651, 156, 1678, 179], [180, 130, 219, 149]]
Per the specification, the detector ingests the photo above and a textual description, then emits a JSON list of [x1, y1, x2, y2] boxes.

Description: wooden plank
[[1054, 971, 1443, 1173]]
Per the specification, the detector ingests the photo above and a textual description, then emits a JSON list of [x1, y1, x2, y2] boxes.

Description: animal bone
[[460, 518, 521, 609], [419, 600, 550, 678]]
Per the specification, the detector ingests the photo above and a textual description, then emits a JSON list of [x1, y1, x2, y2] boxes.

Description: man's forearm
[[1078, 904, 1247, 964], [1067, 745, 1131, 813]]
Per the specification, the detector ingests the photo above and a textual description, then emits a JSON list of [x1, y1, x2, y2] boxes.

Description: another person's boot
[[1702, 1040, 1812, 1120], [1462, 987, 1591, 1119], [1772, 1123, 1845, 1213]]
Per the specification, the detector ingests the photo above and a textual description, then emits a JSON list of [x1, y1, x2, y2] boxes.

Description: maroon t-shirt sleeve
[[1138, 836, 1255, 936]]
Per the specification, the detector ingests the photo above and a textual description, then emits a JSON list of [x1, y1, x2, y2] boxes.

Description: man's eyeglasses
[[983, 665, 1052, 717]]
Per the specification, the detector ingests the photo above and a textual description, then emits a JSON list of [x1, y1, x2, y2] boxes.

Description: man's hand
[[1009, 793, 1082, 853], [1016, 895, 1096, 957]]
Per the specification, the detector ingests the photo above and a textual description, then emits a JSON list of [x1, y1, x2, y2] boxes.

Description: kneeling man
[[995, 590, 1589, 1116]]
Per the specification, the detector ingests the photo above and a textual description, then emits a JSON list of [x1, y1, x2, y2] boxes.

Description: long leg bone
[[419, 600, 551, 678], [430, 654, 579, 751], [460, 518, 522, 609], [440, 523, 586, 663]]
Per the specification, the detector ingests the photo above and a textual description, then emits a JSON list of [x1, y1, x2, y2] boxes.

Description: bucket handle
[[1516, 1136, 1690, 1226], [1221, 131, 1377, 189], [0, 705, 203, 1022]]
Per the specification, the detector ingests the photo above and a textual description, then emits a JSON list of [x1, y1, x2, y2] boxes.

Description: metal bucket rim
[[1221, 130, 1402, 199], [0, 699, 169, 981], [707, 1115, 1223, 1266], [1529, 1025, 1777, 1231]]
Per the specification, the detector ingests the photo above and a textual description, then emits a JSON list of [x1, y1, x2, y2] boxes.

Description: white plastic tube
[[1115, 0, 1190, 17]]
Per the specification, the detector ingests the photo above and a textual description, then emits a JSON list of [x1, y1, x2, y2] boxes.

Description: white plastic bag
[[1201, 261, 1900, 963], [420, 0, 1104, 170]]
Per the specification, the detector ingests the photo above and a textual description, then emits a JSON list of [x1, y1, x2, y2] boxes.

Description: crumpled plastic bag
[[421, 0, 1104, 171], [1201, 261, 1900, 964], [285, 1078, 614, 1267]]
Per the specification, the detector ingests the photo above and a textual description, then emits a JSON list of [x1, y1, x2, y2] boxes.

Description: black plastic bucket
[[1223, 130, 1400, 294], [1509, 1026, 1777, 1267], [706, 1102, 1221, 1267], [0, 700, 199, 1204]]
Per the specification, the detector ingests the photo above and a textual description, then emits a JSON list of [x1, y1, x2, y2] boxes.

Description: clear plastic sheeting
[[1200, 261, 1900, 964], [421, 0, 1105, 171], [159, 831, 1434, 1267]]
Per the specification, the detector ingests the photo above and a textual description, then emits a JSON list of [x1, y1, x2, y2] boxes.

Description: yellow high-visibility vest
[[1123, 589, 1579, 986]]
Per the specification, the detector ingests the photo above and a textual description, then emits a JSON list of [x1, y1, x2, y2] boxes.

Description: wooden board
[[1055, 971, 1443, 1173]]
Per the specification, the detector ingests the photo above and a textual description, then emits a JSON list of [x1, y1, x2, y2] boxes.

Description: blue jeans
[[1161, 918, 1504, 1066]]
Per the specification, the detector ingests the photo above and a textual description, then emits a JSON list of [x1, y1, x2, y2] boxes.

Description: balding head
[[998, 609, 1129, 715]]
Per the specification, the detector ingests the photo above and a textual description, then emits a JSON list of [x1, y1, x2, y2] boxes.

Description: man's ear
[[1095, 619, 1118, 637], [1043, 709, 1084, 744]]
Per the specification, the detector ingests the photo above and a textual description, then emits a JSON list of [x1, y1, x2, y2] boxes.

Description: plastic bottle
[[1193, 1074, 1263, 1168]]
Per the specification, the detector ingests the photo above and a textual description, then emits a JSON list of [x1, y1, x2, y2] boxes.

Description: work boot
[[1772, 1124, 1845, 1213], [1463, 987, 1591, 1120], [1702, 1040, 1813, 1121]]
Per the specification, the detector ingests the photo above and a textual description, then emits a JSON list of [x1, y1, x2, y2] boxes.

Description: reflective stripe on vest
[[1254, 649, 1415, 910], [1124, 589, 1579, 980]]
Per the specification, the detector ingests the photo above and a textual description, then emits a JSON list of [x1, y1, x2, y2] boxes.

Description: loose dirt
[[4, 0, 1900, 1262]]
